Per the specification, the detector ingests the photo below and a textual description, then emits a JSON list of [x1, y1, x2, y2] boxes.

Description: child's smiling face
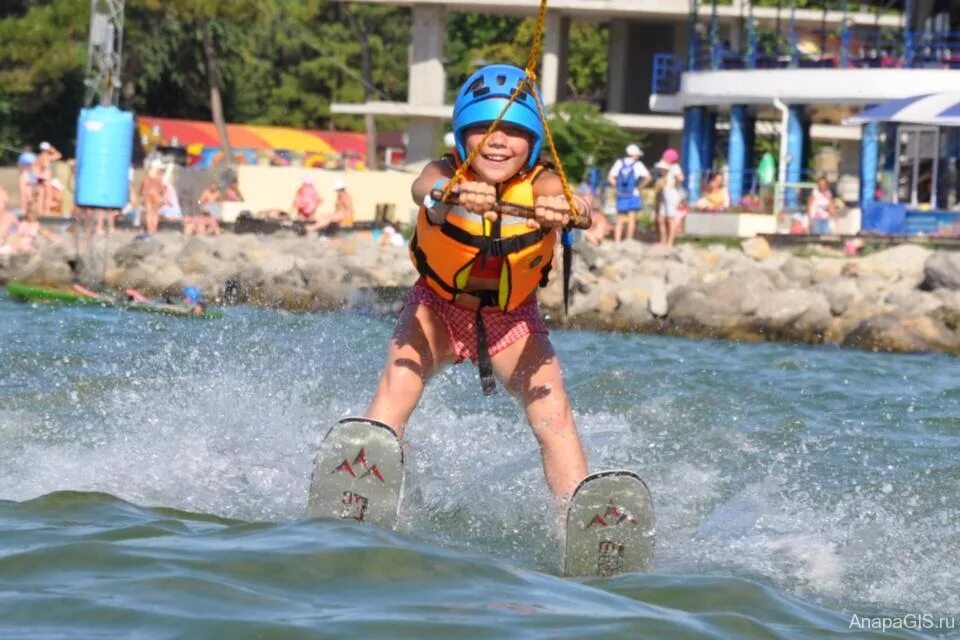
[[463, 124, 531, 184]]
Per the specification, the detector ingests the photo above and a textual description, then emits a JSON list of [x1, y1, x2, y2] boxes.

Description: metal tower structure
[[83, 0, 125, 107]]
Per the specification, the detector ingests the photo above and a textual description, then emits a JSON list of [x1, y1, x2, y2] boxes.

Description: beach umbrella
[[845, 92, 960, 127]]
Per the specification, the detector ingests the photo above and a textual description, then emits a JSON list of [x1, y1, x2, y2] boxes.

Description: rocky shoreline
[[3, 229, 960, 356]]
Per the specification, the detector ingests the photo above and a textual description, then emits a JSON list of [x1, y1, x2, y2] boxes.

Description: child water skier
[[363, 64, 589, 507]]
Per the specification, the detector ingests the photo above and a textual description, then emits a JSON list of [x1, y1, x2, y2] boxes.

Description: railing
[[676, 27, 960, 73]]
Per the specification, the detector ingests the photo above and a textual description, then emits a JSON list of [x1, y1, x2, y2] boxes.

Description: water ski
[[307, 418, 403, 529], [563, 470, 655, 577]]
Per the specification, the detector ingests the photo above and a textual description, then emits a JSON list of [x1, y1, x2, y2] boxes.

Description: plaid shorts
[[405, 278, 547, 363]]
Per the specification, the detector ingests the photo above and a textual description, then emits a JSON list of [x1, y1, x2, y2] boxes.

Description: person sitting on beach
[[694, 171, 730, 211], [222, 178, 244, 202], [193, 181, 222, 237], [49, 178, 65, 216], [292, 176, 322, 222], [372, 224, 405, 247], [0, 186, 17, 250], [159, 165, 183, 224], [305, 179, 354, 235], [5, 207, 54, 254]]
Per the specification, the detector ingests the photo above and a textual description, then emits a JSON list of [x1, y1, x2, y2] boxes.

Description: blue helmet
[[452, 64, 545, 170], [182, 285, 203, 303]]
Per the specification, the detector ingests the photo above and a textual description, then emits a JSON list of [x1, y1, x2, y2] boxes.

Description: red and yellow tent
[[138, 116, 367, 166]]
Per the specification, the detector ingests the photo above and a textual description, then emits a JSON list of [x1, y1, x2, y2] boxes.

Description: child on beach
[[6, 208, 53, 254], [138, 159, 165, 239], [363, 63, 589, 506]]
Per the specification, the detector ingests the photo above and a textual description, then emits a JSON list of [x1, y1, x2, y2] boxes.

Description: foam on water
[[1, 299, 959, 621]]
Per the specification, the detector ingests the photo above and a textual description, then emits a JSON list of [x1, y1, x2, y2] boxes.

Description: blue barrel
[[75, 106, 134, 208]]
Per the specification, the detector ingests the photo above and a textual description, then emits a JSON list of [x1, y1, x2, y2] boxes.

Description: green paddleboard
[[4, 282, 224, 320]]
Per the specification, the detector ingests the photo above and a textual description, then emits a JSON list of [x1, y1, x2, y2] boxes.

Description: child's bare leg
[[626, 212, 636, 242], [614, 215, 624, 243], [493, 333, 588, 503], [365, 303, 454, 438]]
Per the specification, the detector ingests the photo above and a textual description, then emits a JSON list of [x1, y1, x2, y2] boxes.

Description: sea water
[[0, 293, 957, 639]]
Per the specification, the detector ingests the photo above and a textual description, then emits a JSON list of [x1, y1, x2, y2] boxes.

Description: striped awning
[[138, 116, 367, 161], [845, 93, 960, 127]]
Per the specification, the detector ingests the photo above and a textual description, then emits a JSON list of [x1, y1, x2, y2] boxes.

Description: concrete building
[[332, 0, 959, 229], [651, 0, 959, 216], [331, 1, 890, 159]]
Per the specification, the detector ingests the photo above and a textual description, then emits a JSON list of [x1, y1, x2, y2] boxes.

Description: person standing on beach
[[807, 177, 837, 235], [607, 144, 650, 243], [363, 63, 590, 507], [17, 150, 38, 216], [35, 141, 62, 217], [138, 160, 165, 240], [657, 148, 684, 247]]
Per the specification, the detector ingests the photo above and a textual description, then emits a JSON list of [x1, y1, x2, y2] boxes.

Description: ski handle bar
[[428, 189, 592, 230]]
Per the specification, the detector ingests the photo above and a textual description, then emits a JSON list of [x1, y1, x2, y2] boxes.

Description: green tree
[[546, 101, 635, 183], [0, 0, 87, 154]]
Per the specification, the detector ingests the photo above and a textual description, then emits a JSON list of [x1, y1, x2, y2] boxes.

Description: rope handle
[[429, 189, 592, 231]]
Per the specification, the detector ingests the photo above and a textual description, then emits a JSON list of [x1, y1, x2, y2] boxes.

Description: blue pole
[[689, 0, 700, 70], [789, 2, 798, 68], [785, 105, 804, 208], [882, 122, 897, 171], [701, 110, 717, 174], [840, 0, 850, 68], [684, 107, 705, 203], [942, 130, 960, 209], [904, 0, 914, 66], [710, 0, 720, 69], [728, 105, 748, 206], [860, 121, 879, 209]]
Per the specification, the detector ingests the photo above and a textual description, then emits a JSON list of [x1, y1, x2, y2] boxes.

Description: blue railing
[[678, 27, 960, 73], [651, 28, 960, 96]]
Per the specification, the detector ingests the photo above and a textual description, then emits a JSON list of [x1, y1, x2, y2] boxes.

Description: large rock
[[741, 236, 772, 261], [176, 238, 215, 273], [780, 256, 816, 285], [754, 288, 827, 325], [842, 314, 960, 354], [667, 285, 742, 331], [703, 270, 775, 316], [860, 244, 932, 285], [817, 278, 863, 316], [113, 238, 163, 268], [922, 251, 960, 290]]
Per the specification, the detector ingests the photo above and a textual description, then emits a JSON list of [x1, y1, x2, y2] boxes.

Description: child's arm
[[411, 160, 455, 206], [412, 160, 457, 224]]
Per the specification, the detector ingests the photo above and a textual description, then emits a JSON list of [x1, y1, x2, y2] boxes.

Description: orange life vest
[[409, 164, 556, 312]]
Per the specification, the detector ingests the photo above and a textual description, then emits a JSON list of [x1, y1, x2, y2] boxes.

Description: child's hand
[[457, 181, 498, 222], [533, 195, 584, 229]]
